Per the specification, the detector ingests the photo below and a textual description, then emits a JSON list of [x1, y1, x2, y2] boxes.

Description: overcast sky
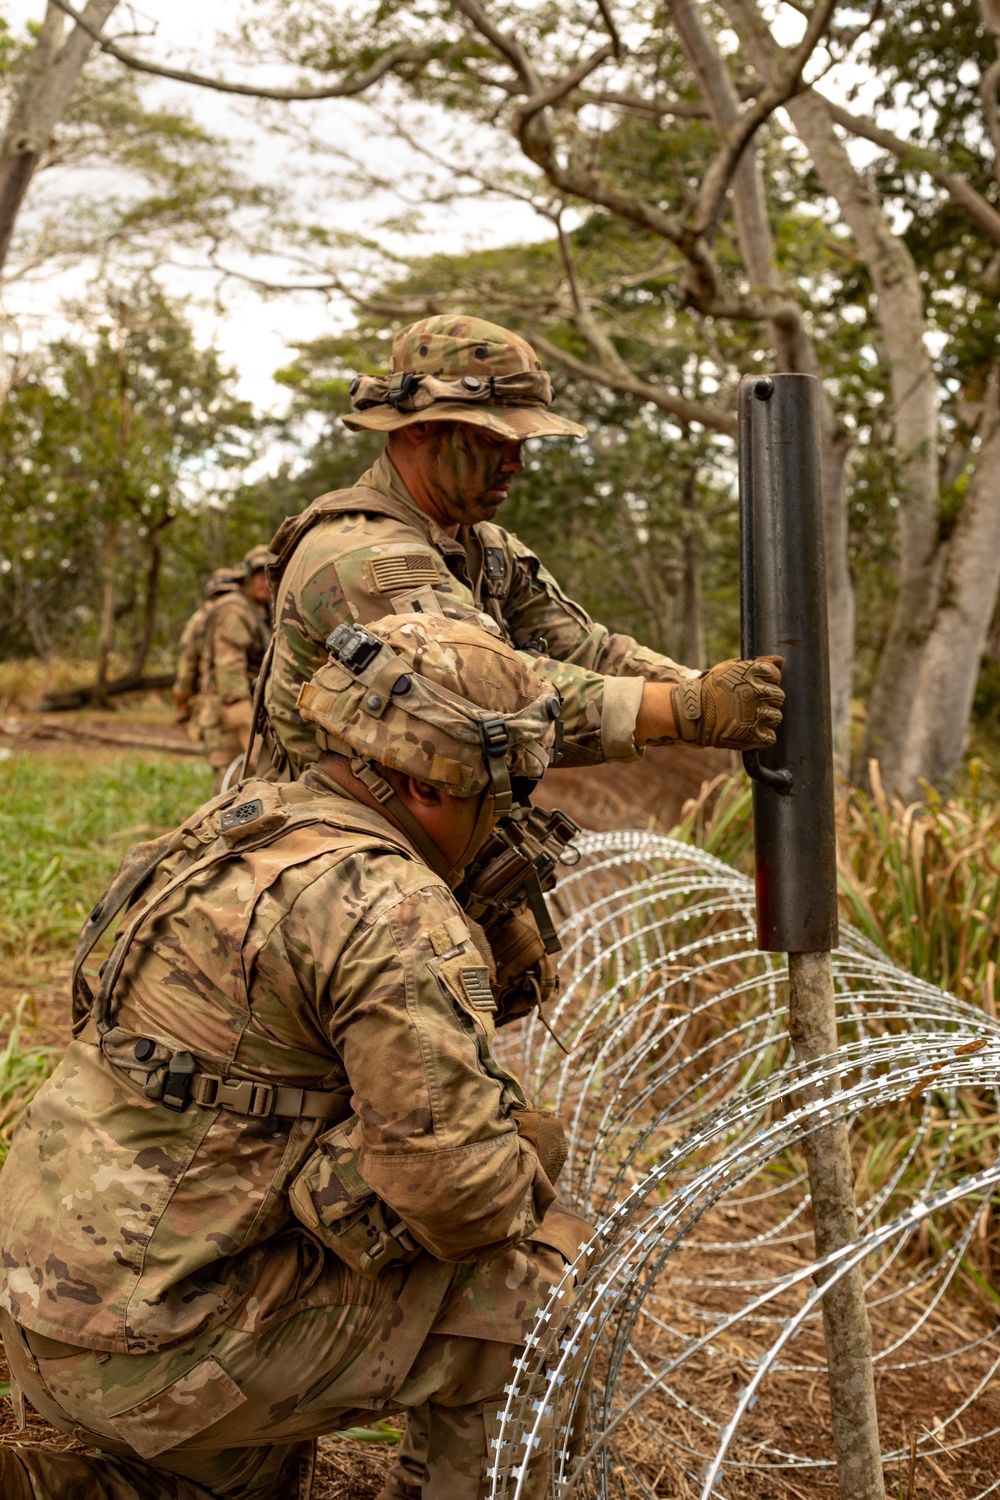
[[2, 0, 548, 414], [2, 2, 884, 427]]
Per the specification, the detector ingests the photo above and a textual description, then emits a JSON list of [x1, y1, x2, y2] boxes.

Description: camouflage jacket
[[173, 592, 237, 705], [0, 775, 553, 1355], [265, 451, 695, 775], [200, 591, 271, 708]]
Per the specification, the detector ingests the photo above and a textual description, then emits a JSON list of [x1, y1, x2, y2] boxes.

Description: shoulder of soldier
[[475, 521, 536, 563], [240, 790, 460, 948], [292, 504, 437, 574]]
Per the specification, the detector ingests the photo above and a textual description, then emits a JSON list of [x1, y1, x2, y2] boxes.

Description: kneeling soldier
[[0, 613, 590, 1500]]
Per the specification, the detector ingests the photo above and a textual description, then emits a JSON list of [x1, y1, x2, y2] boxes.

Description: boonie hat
[[341, 314, 586, 442]]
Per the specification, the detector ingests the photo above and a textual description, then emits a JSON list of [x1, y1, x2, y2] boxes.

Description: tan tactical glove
[[172, 688, 192, 725], [220, 697, 255, 747], [511, 1107, 568, 1186], [485, 906, 559, 1027], [670, 655, 784, 749]]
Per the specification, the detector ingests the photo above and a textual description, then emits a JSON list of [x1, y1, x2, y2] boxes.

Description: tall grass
[[672, 766, 1000, 1012], [838, 763, 1000, 1014], [0, 752, 211, 959]]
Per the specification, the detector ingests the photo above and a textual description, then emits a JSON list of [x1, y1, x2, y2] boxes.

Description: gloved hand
[[670, 655, 784, 749], [511, 1107, 568, 1186], [220, 697, 255, 747], [172, 689, 192, 725]]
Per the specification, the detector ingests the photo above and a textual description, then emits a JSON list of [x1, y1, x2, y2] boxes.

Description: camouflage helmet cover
[[241, 544, 274, 575], [296, 612, 559, 796], [341, 314, 586, 442], [204, 567, 242, 599]]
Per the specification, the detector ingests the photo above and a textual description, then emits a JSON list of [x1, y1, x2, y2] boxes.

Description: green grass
[[0, 752, 212, 959]]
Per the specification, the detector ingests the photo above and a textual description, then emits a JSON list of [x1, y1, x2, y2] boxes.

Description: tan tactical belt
[[114, 1047, 352, 1124]]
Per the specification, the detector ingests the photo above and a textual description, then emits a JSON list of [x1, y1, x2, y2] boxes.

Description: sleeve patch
[[365, 553, 439, 594]]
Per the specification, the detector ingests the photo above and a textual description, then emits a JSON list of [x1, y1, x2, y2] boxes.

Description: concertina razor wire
[[488, 830, 1000, 1500]]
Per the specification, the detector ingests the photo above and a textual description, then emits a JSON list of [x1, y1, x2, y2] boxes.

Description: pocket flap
[[109, 1356, 245, 1459]]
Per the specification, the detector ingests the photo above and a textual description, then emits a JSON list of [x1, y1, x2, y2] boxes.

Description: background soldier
[[0, 612, 590, 1500], [196, 544, 273, 789], [171, 567, 243, 729]]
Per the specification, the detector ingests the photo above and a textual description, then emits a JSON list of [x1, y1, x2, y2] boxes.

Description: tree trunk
[[12, 557, 53, 661], [898, 368, 1000, 795], [94, 518, 119, 702], [777, 91, 940, 791], [127, 522, 171, 680], [40, 671, 175, 712], [0, 0, 119, 275], [671, 0, 855, 752], [681, 471, 705, 669]]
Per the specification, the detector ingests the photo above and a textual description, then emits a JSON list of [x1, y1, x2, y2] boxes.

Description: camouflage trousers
[[194, 696, 243, 787], [0, 1223, 588, 1500]]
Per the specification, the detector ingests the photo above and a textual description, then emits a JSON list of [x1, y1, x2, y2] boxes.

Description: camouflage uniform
[[197, 551, 273, 790], [172, 570, 242, 730], [0, 615, 591, 1500], [262, 315, 700, 781]]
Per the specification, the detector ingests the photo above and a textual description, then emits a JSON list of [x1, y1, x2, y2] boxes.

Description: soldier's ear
[[391, 423, 430, 449], [397, 774, 442, 808]]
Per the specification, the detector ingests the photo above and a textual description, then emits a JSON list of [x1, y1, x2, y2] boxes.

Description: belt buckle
[[215, 1078, 275, 1116]]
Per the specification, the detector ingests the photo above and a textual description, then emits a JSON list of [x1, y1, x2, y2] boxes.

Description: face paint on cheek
[[431, 428, 508, 524]]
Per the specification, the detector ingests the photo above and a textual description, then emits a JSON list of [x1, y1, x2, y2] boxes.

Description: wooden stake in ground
[[789, 950, 885, 1500], [739, 373, 886, 1500]]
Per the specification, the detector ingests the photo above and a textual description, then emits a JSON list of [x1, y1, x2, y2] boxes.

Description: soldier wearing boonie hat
[[0, 611, 591, 1500], [260, 311, 783, 786], [193, 544, 274, 789]]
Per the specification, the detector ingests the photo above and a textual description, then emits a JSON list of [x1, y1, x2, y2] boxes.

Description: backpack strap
[[71, 783, 248, 1032], [268, 484, 424, 594], [79, 783, 423, 1038]]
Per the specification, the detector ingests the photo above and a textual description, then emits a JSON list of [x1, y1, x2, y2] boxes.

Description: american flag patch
[[460, 968, 496, 1011], [365, 553, 439, 594]]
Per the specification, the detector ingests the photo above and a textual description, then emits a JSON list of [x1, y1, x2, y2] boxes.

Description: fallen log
[[39, 673, 175, 712]]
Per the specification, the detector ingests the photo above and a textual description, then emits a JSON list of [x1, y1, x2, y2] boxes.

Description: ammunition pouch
[[454, 805, 579, 1026], [486, 907, 560, 1026], [289, 1117, 421, 1279]]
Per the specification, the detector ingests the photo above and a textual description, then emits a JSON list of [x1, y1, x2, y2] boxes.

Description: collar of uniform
[[301, 763, 366, 804], [360, 450, 471, 561]]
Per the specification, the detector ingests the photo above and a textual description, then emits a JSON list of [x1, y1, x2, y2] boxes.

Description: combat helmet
[[342, 314, 587, 442], [296, 612, 561, 882], [241, 544, 273, 576], [204, 566, 241, 599]]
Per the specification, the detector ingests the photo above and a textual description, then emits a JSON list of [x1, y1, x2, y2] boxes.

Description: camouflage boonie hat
[[241, 545, 274, 575], [204, 567, 241, 598], [296, 613, 560, 796], [341, 314, 586, 442]]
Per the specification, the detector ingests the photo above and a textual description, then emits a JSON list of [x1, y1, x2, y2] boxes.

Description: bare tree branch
[[594, 0, 624, 61], [529, 330, 736, 434], [0, 0, 119, 273], [517, 44, 615, 122], [978, 0, 1000, 186], [691, 0, 837, 238], [450, 0, 541, 93], [819, 94, 1000, 249], [48, 0, 439, 102], [576, 89, 709, 119]]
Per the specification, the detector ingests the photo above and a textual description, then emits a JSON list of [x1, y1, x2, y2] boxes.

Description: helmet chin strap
[[347, 754, 493, 889]]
